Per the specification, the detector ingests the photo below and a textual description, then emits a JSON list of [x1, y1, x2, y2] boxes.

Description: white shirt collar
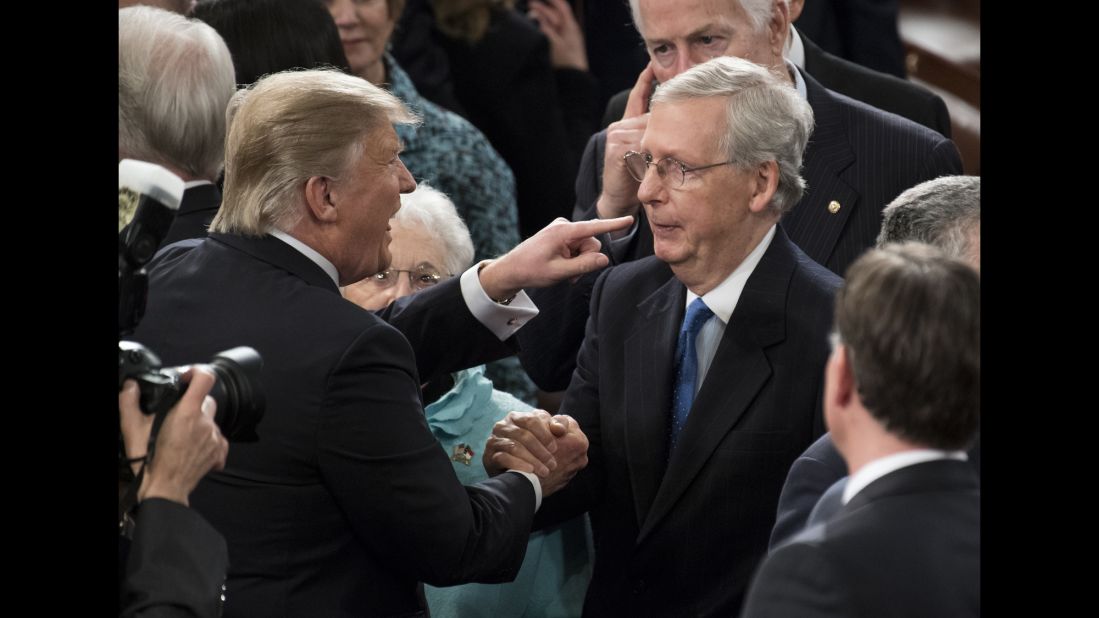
[[843, 449, 969, 504], [685, 225, 776, 323], [270, 229, 340, 288], [785, 58, 808, 101], [785, 25, 806, 70], [183, 179, 214, 189]]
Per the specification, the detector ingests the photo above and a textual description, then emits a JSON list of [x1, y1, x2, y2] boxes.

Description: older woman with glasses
[[341, 183, 592, 618]]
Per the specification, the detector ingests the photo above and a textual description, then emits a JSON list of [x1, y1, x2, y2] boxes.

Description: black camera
[[118, 160, 265, 443], [119, 341, 265, 442]]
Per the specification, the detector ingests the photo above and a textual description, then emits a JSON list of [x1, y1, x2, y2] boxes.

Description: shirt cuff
[[459, 262, 539, 340], [509, 470, 543, 511]]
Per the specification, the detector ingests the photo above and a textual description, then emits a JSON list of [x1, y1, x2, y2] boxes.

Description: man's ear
[[304, 175, 339, 223], [748, 160, 780, 214], [833, 344, 856, 407], [824, 343, 856, 433], [769, 0, 791, 57]]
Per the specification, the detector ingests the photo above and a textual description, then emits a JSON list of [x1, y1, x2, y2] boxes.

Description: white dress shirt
[[785, 25, 807, 70], [684, 225, 776, 395], [843, 449, 969, 505]]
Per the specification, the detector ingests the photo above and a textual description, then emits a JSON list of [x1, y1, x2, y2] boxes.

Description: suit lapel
[[782, 69, 859, 271], [623, 275, 684, 529], [636, 229, 796, 544]]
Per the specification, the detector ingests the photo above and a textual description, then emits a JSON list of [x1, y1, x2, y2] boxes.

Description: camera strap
[[117, 406, 171, 536], [117, 465, 143, 539]]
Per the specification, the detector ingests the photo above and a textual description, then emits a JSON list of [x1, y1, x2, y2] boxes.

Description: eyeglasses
[[622, 151, 736, 187], [369, 264, 450, 290]]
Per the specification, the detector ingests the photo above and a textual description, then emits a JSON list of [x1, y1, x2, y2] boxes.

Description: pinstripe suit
[[531, 227, 842, 615]]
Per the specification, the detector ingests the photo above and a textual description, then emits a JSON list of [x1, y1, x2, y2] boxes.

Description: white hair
[[650, 56, 814, 217], [877, 175, 981, 262], [393, 183, 475, 275], [118, 5, 236, 181], [628, 0, 783, 35]]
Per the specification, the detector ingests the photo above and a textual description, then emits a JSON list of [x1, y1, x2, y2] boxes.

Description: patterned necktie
[[669, 297, 715, 453]]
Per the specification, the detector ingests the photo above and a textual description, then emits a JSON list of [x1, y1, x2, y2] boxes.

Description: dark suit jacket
[[533, 227, 842, 616], [768, 432, 847, 549], [795, 0, 907, 79], [600, 32, 949, 138], [159, 183, 221, 249], [799, 30, 950, 137], [390, 0, 468, 116], [131, 234, 537, 617], [770, 431, 982, 548], [742, 459, 980, 617], [120, 498, 228, 617]]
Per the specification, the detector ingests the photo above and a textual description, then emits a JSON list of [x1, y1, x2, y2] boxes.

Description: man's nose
[[397, 158, 417, 194], [637, 164, 664, 205]]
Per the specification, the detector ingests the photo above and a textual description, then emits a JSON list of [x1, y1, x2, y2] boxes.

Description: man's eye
[[652, 44, 671, 56], [374, 272, 391, 281]]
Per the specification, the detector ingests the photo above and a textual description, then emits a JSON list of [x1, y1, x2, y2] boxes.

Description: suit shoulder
[[147, 237, 204, 269], [800, 433, 842, 464], [305, 296, 420, 378], [816, 50, 946, 107], [743, 533, 853, 616], [599, 255, 673, 294], [828, 87, 953, 149], [790, 246, 844, 297]]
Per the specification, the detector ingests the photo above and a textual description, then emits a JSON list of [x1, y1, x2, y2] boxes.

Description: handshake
[[484, 411, 589, 497]]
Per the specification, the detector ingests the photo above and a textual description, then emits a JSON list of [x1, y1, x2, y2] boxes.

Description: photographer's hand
[[119, 366, 229, 506]]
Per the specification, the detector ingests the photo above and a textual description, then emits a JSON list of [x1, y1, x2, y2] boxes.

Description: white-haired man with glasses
[[484, 56, 843, 615]]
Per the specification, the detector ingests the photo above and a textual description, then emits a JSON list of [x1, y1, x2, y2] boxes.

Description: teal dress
[[423, 366, 593, 618]]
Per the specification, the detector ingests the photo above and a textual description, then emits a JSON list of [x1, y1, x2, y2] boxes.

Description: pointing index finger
[[563, 216, 634, 239]]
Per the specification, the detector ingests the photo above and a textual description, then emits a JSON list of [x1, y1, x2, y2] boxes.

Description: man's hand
[[529, 0, 588, 71], [623, 61, 657, 120], [597, 63, 657, 227], [478, 216, 633, 300], [484, 411, 589, 498], [540, 414, 588, 497], [119, 365, 229, 507]]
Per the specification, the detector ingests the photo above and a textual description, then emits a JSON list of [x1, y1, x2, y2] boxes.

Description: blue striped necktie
[[669, 297, 714, 452]]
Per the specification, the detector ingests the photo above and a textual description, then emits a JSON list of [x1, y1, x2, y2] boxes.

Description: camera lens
[[207, 347, 265, 442]]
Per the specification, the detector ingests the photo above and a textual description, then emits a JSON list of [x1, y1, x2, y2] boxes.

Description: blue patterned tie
[[670, 297, 715, 453]]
